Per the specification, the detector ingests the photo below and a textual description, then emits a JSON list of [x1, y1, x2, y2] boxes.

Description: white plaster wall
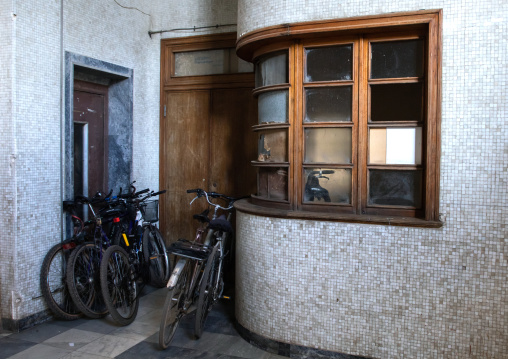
[[235, 1, 508, 358], [0, 0, 238, 325]]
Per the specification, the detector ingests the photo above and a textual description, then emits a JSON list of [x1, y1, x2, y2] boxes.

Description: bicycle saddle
[[208, 215, 233, 233], [193, 209, 210, 223]]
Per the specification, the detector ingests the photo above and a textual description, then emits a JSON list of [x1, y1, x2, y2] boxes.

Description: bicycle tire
[[40, 242, 81, 320], [100, 245, 139, 326], [142, 226, 170, 287], [194, 244, 220, 339], [159, 261, 189, 349], [66, 243, 108, 319]]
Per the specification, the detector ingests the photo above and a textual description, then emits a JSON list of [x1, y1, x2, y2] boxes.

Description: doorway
[[64, 52, 133, 212], [159, 34, 257, 245], [73, 80, 108, 200]]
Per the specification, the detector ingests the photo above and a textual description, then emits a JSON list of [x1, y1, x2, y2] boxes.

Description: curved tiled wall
[[235, 1, 507, 357]]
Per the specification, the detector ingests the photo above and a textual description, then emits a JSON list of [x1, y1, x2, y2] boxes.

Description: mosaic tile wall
[[0, 0, 238, 328], [0, 0, 16, 328], [235, 1, 507, 358]]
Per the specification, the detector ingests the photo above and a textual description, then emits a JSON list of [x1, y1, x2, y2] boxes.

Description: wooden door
[[73, 80, 108, 198], [160, 88, 257, 244], [159, 33, 257, 245], [160, 91, 210, 244]]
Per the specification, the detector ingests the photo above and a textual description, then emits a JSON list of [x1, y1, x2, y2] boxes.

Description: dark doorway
[[73, 80, 109, 199]]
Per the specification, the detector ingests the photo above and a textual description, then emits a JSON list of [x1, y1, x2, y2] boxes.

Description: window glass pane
[[370, 83, 423, 122], [257, 130, 287, 162], [258, 90, 288, 124], [258, 167, 288, 200], [255, 51, 288, 87], [303, 168, 351, 204], [368, 170, 422, 207], [305, 87, 352, 122], [369, 128, 422, 165], [174, 48, 253, 76], [370, 39, 424, 79], [304, 128, 352, 164], [305, 45, 352, 82]]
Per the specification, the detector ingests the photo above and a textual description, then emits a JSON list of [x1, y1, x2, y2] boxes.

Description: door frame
[[159, 33, 256, 243], [64, 52, 133, 235]]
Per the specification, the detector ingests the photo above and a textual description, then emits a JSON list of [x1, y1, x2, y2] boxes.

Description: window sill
[[234, 198, 443, 228]]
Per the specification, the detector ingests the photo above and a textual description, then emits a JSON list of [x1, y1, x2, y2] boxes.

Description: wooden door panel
[[160, 91, 210, 244], [210, 88, 257, 198], [73, 80, 108, 197]]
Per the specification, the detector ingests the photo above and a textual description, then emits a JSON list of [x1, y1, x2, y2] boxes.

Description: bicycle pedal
[[222, 295, 231, 300]]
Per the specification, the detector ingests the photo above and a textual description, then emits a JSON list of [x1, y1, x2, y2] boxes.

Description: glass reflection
[[369, 128, 422, 165], [304, 128, 352, 164], [258, 167, 288, 200], [303, 168, 351, 204], [175, 48, 253, 77], [368, 170, 422, 207], [258, 90, 288, 124], [257, 130, 287, 162], [370, 39, 424, 79], [305, 87, 352, 122], [255, 51, 288, 87], [305, 45, 352, 82]]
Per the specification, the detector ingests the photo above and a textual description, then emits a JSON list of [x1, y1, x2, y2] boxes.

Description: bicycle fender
[[166, 259, 187, 289]]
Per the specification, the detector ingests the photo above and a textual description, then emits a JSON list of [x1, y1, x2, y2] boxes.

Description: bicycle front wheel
[[159, 261, 189, 349], [40, 242, 81, 320], [194, 244, 220, 339], [66, 243, 108, 318], [100, 245, 139, 326], [142, 226, 170, 287]]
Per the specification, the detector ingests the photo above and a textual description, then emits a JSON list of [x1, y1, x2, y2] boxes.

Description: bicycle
[[39, 200, 92, 320], [65, 191, 128, 319], [100, 189, 170, 326], [159, 189, 244, 349], [304, 169, 335, 202]]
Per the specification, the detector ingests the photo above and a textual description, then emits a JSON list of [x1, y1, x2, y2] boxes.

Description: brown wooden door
[[73, 80, 108, 198], [160, 90, 211, 244], [160, 88, 257, 244]]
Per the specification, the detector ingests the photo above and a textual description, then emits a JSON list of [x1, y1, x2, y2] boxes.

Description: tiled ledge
[[235, 199, 443, 228], [235, 321, 373, 359]]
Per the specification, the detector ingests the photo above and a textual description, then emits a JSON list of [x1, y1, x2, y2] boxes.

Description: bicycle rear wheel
[[143, 226, 170, 287], [194, 244, 220, 339], [66, 243, 108, 319], [100, 245, 139, 326], [159, 261, 189, 349], [40, 242, 81, 320]]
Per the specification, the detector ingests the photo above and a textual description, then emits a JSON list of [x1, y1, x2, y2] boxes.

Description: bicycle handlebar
[[151, 189, 167, 197], [187, 188, 247, 211], [118, 188, 150, 199]]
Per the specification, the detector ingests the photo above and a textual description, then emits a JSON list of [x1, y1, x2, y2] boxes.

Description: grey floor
[[0, 286, 286, 359]]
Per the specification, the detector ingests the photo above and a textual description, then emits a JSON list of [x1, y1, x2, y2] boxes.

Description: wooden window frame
[[161, 33, 254, 90], [236, 10, 442, 226]]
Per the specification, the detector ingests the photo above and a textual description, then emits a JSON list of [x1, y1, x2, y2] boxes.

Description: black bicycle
[[65, 191, 127, 319], [39, 200, 92, 320], [100, 189, 170, 326]]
